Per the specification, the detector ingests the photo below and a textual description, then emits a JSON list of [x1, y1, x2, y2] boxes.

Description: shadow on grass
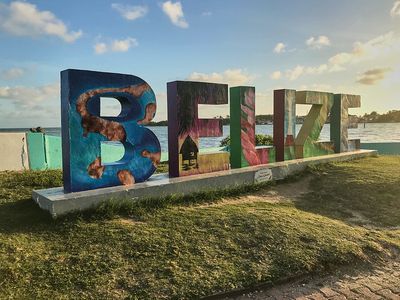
[[0, 170, 73, 234], [294, 156, 400, 228], [0, 161, 173, 232], [0, 167, 278, 233], [0, 197, 83, 235], [62, 180, 277, 223]]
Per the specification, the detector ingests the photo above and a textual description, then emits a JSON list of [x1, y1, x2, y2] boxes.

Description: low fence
[[24, 133, 148, 171], [0, 132, 399, 171]]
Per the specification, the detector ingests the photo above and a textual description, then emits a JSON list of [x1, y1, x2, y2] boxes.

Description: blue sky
[[0, 0, 399, 127]]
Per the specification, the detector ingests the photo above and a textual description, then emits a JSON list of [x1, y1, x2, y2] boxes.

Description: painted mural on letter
[[273, 89, 296, 162], [331, 94, 361, 153], [61, 69, 161, 193], [230, 86, 275, 168], [167, 81, 229, 177], [294, 91, 335, 158]]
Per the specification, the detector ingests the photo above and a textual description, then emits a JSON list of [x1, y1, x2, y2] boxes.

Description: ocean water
[[1, 123, 400, 153]]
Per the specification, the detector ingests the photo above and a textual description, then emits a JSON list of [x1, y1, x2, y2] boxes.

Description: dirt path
[[197, 176, 313, 208], [227, 257, 399, 300]]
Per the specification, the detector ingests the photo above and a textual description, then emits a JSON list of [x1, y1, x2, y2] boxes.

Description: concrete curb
[[32, 150, 377, 217]]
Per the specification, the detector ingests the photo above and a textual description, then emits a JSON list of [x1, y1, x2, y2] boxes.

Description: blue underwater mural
[[61, 69, 161, 193]]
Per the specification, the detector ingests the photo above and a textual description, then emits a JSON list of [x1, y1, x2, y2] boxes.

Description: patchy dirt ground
[[218, 166, 400, 300], [198, 176, 313, 207]]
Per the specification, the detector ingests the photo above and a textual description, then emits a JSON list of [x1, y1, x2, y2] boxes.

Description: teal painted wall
[[361, 143, 400, 155], [26, 133, 47, 170], [45, 135, 62, 169]]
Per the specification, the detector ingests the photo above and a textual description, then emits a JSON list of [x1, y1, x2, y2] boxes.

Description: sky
[[0, 0, 399, 128]]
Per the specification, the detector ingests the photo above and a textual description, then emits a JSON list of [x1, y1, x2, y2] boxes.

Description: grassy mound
[[0, 157, 399, 299]]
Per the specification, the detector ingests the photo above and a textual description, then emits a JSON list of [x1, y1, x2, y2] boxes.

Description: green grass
[[296, 156, 400, 227], [0, 157, 399, 299]]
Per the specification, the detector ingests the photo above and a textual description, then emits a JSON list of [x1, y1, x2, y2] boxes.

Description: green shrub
[[220, 134, 273, 147]]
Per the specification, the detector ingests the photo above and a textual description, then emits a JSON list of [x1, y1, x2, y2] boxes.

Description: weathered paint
[[273, 89, 296, 162], [167, 81, 229, 177], [26, 132, 47, 170], [61, 69, 161, 193], [196, 151, 230, 173], [295, 91, 335, 158], [230, 86, 275, 168], [331, 94, 361, 153], [45, 135, 62, 169], [27, 133, 63, 170]]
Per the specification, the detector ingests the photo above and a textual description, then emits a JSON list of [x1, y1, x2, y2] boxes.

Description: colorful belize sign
[[61, 69, 361, 193]]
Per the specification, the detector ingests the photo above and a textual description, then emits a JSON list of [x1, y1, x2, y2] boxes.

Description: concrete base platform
[[32, 150, 377, 217]]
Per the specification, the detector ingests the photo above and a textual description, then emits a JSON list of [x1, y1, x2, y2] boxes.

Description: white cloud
[[111, 3, 148, 21], [298, 84, 332, 91], [306, 35, 331, 49], [94, 38, 138, 54], [273, 42, 286, 54], [0, 108, 57, 121], [328, 53, 352, 67], [305, 64, 328, 75], [270, 71, 282, 80], [391, 1, 400, 17], [201, 11, 212, 17], [188, 69, 254, 86], [111, 38, 138, 52], [0, 83, 59, 109], [162, 1, 188, 28], [356, 68, 392, 85], [328, 31, 400, 70], [286, 65, 305, 81], [275, 31, 400, 81], [0, 1, 82, 42], [382, 64, 400, 85], [94, 43, 107, 54], [284, 64, 328, 80], [0, 68, 25, 80]]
